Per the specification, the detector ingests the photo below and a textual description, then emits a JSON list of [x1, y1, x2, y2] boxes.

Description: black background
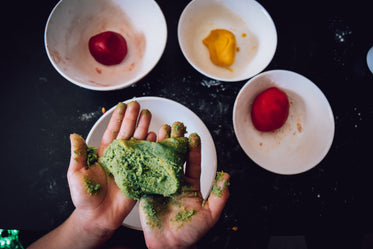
[[1, 0, 373, 248]]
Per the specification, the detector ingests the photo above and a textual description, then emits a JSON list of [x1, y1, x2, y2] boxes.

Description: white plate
[[367, 46, 373, 74], [233, 70, 335, 175], [86, 96, 217, 230], [178, 0, 277, 81], [45, 0, 167, 91]]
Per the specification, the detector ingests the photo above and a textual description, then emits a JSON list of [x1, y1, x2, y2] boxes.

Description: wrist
[[71, 209, 115, 247]]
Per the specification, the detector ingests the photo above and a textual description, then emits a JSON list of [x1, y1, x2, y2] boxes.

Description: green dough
[[99, 137, 188, 199]]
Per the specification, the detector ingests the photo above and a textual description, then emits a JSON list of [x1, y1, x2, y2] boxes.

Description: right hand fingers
[[157, 121, 188, 141], [164, 122, 202, 191], [157, 124, 171, 141], [185, 133, 201, 191], [170, 121, 186, 137], [185, 133, 201, 180], [204, 172, 230, 223]]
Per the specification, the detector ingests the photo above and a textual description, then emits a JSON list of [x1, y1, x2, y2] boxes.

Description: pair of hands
[[68, 101, 230, 249]]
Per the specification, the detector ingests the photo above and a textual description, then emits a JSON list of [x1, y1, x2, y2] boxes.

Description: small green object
[[86, 147, 98, 168], [171, 207, 197, 229], [83, 178, 101, 195], [141, 195, 171, 229], [173, 209, 196, 222], [0, 229, 24, 249], [212, 171, 229, 197]]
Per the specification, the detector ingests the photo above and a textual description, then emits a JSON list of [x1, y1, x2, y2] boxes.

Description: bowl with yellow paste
[[178, 0, 277, 82]]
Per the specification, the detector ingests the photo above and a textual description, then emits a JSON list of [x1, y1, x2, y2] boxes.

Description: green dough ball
[[99, 137, 188, 199]]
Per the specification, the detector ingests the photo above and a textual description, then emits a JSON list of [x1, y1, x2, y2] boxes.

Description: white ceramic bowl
[[178, 0, 277, 82], [367, 46, 373, 74], [45, 0, 167, 91], [233, 70, 335, 175]]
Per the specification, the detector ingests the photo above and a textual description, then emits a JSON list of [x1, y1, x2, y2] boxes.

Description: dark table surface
[[1, 0, 373, 248]]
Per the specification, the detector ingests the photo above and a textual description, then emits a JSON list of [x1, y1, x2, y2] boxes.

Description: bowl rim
[[44, 0, 168, 91], [177, 0, 277, 82], [232, 69, 335, 175]]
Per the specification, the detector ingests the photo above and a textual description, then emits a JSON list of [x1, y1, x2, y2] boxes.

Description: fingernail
[[162, 124, 171, 138], [70, 134, 87, 156], [188, 133, 201, 149], [141, 109, 151, 115], [116, 102, 127, 115], [212, 171, 230, 197], [128, 100, 138, 106], [70, 133, 85, 145], [117, 102, 127, 109], [171, 122, 187, 137]]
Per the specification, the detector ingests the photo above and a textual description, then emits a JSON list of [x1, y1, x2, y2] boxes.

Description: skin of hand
[[28, 101, 156, 249], [139, 122, 230, 249], [69, 101, 156, 234]]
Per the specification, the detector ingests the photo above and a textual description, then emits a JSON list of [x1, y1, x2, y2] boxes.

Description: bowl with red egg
[[45, 0, 167, 91], [233, 70, 335, 175]]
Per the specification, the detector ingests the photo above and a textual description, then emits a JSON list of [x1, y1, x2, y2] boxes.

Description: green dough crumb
[[212, 171, 229, 197], [141, 195, 171, 229], [212, 184, 223, 197], [173, 208, 196, 222], [86, 147, 98, 168], [83, 177, 101, 195], [99, 137, 188, 200], [141, 194, 197, 229], [216, 171, 225, 181], [171, 208, 197, 229]]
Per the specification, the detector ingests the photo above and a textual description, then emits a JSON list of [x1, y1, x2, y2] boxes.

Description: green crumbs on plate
[[100, 137, 188, 200]]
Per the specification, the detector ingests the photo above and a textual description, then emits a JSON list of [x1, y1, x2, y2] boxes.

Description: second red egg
[[251, 87, 290, 132]]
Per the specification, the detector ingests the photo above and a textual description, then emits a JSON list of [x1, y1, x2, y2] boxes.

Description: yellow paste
[[202, 29, 237, 67]]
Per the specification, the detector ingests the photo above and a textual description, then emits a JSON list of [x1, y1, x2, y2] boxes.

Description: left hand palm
[[67, 101, 155, 231]]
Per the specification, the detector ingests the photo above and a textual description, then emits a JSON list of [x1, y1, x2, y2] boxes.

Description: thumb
[[68, 134, 88, 175], [204, 172, 230, 223]]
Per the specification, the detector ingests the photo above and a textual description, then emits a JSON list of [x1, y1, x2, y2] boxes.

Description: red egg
[[88, 31, 128, 66], [251, 87, 290, 132]]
